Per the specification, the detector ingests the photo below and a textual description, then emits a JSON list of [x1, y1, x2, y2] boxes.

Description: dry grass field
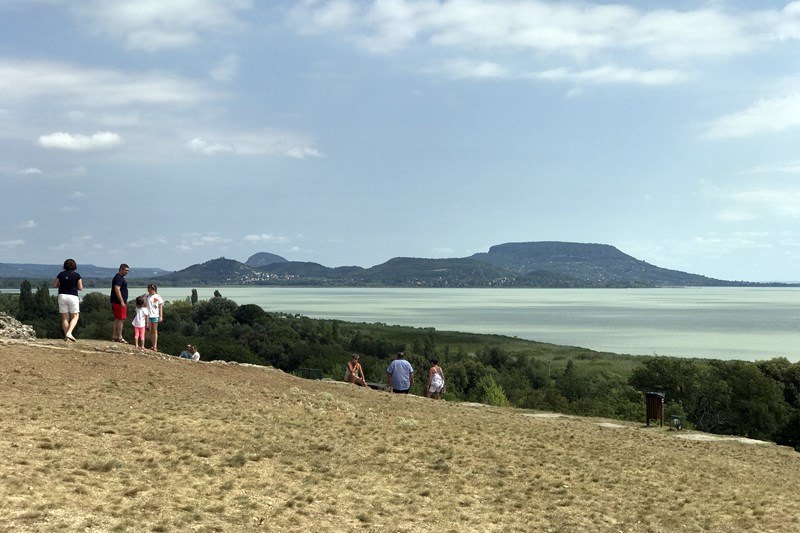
[[1, 339, 799, 532]]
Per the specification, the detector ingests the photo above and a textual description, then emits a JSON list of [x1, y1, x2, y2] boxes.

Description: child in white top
[[146, 284, 164, 351], [131, 295, 149, 351]]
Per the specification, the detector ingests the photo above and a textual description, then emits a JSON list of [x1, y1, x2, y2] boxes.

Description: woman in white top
[[426, 358, 445, 400]]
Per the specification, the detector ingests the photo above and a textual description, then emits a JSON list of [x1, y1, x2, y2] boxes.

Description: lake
[[144, 287, 799, 362]]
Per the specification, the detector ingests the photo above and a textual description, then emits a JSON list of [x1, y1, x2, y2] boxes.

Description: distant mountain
[[260, 261, 365, 279], [154, 258, 267, 285], [245, 252, 288, 268], [5, 242, 787, 288], [470, 242, 727, 287], [0, 263, 168, 280], [153, 241, 779, 288], [360, 257, 513, 286]]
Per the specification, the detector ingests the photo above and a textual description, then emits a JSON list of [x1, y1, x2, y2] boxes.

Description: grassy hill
[[2, 339, 799, 532]]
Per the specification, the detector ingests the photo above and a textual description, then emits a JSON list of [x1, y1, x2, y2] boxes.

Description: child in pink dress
[[131, 295, 149, 351]]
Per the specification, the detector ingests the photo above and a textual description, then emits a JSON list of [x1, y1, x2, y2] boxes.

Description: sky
[[2, 0, 800, 282]]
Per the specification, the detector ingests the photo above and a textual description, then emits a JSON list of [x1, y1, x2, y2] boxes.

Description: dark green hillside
[[244, 252, 288, 267], [472, 241, 732, 287], [155, 257, 267, 285], [362, 257, 513, 287], [15, 240, 784, 288], [259, 261, 365, 279], [145, 241, 783, 287]]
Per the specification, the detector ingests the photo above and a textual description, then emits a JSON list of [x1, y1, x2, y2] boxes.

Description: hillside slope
[[1, 339, 799, 532], [154, 241, 771, 287], [471, 242, 727, 286]]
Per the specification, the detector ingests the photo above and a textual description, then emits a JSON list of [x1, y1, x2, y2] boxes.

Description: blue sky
[[2, 0, 800, 281]]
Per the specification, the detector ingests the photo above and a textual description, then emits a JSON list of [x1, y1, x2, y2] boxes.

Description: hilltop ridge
[[3, 241, 792, 287], [154, 241, 775, 287], [1, 337, 798, 531]]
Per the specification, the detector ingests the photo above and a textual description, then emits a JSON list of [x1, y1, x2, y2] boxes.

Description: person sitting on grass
[[345, 354, 368, 387]]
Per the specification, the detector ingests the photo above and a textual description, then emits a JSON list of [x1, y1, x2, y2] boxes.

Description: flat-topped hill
[[1, 339, 799, 532]]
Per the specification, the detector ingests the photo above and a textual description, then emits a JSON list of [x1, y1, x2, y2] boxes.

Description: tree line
[[3, 283, 800, 450]]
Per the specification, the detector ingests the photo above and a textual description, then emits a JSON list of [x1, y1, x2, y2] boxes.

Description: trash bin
[[298, 368, 323, 380], [670, 415, 684, 430], [645, 391, 665, 427]]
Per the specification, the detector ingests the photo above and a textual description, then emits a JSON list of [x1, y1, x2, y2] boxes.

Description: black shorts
[[392, 389, 409, 394]]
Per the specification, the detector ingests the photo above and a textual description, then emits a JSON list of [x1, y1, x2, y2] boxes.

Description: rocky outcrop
[[0, 312, 36, 341]]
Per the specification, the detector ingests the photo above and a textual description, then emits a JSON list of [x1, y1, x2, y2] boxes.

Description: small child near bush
[[131, 295, 149, 351]]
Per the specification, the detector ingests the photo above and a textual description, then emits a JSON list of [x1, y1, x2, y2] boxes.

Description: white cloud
[[243, 233, 289, 244], [743, 160, 800, 175], [533, 65, 689, 86], [715, 210, 756, 223], [0, 239, 25, 248], [0, 59, 216, 108], [727, 188, 800, 217], [288, 1, 774, 60], [188, 131, 323, 158], [187, 137, 234, 155], [210, 54, 240, 82], [295, 0, 356, 32], [128, 236, 167, 249], [58, 206, 79, 213], [286, 146, 324, 159], [21, 167, 42, 175], [38, 131, 123, 151], [18, 220, 36, 229], [436, 59, 689, 88], [182, 233, 232, 246], [702, 93, 800, 139], [436, 59, 511, 80], [692, 232, 773, 252], [75, 0, 253, 52], [68, 191, 87, 199]]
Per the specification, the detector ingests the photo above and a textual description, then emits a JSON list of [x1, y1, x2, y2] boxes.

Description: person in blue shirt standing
[[386, 352, 414, 394]]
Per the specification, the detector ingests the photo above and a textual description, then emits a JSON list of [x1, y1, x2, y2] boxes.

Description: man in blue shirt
[[386, 352, 414, 394]]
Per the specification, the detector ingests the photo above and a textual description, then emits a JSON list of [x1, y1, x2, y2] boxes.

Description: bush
[[476, 375, 508, 407]]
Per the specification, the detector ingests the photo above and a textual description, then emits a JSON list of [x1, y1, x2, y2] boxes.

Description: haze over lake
[[147, 287, 800, 362]]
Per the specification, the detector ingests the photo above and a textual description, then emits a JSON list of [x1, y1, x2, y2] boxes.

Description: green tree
[[18, 280, 34, 321], [557, 359, 587, 402], [191, 289, 198, 305], [476, 374, 508, 407], [34, 283, 54, 316]]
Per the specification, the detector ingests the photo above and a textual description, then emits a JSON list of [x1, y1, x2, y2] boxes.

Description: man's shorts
[[57, 294, 80, 314], [112, 302, 127, 320]]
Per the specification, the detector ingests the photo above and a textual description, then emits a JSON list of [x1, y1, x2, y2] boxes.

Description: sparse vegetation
[[2, 339, 800, 531], [5, 286, 800, 451]]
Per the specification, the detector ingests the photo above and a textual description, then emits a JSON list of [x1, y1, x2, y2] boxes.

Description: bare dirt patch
[[1, 339, 799, 532]]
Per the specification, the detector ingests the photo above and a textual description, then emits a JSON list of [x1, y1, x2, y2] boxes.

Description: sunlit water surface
[[140, 287, 800, 362]]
